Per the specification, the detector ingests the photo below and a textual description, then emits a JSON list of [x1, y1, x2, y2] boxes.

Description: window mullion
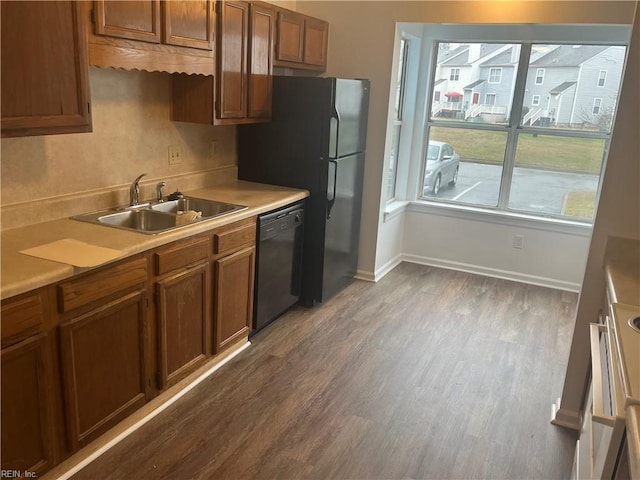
[[498, 43, 532, 210]]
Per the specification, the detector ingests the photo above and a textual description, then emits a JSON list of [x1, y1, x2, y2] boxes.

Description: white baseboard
[[551, 397, 582, 431], [355, 254, 404, 283], [402, 254, 582, 292]]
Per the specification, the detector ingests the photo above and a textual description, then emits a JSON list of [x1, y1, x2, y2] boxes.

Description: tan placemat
[[20, 239, 123, 268]]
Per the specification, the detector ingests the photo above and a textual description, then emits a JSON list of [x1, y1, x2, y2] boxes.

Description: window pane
[[508, 134, 605, 219], [387, 125, 401, 199], [394, 39, 408, 120], [431, 43, 519, 126], [422, 126, 507, 207], [521, 44, 626, 132]]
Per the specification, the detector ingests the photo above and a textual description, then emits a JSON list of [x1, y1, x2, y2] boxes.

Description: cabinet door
[[0, 1, 91, 137], [94, 0, 161, 43], [214, 246, 255, 352], [216, 1, 248, 120], [163, 0, 213, 50], [247, 3, 274, 120], [303, 17, 328, 67], [59, 290, 149, 451], [1, 334, 55, 476], [275, 10, 304, 63], [156, 263, 210, 389]]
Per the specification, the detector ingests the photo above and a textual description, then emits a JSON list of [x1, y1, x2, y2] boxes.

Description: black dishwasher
[[253, 202, 305, 333]]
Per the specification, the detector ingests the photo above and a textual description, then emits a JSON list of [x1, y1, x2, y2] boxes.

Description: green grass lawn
[[430, 126, 605, 173], [562, 191, 597, 218]]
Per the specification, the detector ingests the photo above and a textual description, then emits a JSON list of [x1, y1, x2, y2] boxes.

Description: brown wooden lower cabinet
[[1, 216, 258, 476], [59, 289, 149, 450], [1, 333, 55, 475], [156, 262, 210, 389], [214, 246, 256, 352]]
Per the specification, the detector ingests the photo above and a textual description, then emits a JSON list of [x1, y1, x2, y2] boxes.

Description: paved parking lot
[[424, 161, 599, 216]]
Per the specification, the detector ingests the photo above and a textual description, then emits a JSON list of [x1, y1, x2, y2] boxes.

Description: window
[[450, 68, 460, 81], [593, 97, 602, 114], [489, 67, 502, 83], [597, 70, 607, 87], [388, 38, 409, 200], [422, 41, 626, 222]]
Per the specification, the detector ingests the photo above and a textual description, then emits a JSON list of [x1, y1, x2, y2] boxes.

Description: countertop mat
[[20, 239, 123, 268]]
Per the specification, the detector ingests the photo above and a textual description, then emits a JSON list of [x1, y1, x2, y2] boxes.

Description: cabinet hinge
[[90, 9, 96, 24]]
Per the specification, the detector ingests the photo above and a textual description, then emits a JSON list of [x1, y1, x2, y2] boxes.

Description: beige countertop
[[1, 180, 308, 300]]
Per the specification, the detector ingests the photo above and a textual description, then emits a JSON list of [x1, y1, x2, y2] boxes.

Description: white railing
[[440, 101, 463, 112], [523, 107, 542, 126], [479, 105, 507, 115], [465, 103, 482, 119]]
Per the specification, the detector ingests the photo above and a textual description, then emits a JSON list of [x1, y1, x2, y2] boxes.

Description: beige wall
[[1, 67, 236, 229]]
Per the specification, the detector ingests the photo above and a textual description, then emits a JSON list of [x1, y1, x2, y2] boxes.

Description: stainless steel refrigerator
[[238, 76, 370, 306]]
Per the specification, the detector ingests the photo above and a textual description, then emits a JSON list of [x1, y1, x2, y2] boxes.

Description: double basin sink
[[72, 197, 247, 234]]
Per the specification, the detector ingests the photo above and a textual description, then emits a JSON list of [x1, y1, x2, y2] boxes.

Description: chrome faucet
[[156, 181, 166, 202], [130, 173, 147, 206]]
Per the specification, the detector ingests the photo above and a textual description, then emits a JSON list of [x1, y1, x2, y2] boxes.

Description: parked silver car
[[423, 140, 460, 195]]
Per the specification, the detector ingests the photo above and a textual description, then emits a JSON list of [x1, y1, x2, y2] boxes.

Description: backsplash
[[0, 67, 236, 230]]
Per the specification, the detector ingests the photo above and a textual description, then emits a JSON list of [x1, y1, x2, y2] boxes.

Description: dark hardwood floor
[[72, 263, 578, 479]]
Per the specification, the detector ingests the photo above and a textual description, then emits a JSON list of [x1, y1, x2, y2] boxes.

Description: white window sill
[[407, 200, 593, 236], [383, 200, 410, 223]]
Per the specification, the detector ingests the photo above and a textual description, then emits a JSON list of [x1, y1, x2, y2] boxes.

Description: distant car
[[423, 140, 460, 195]]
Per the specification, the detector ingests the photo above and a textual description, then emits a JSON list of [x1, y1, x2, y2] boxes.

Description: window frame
[[420, 39, 624, 223], [488, 67, 502, 84], [531, 94, 540, 106], [593, 97, 603, 114], [535, 68, 545, 85], [449, 68, 460, 81], [485, 93, 496, 105], [597, 69, 607, 87]]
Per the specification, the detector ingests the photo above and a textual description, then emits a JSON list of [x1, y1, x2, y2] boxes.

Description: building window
[[597, 70, 607, 87], [388, 38, 409, 200], [593, 97, 602, 114], [450, 68, 460, 81], [489, 67, 502, 83], [422, 41, 626, 222]]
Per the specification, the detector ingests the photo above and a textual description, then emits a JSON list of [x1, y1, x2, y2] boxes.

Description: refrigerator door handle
[[329, 107, 341, 159], [327, 159, 338, 219]]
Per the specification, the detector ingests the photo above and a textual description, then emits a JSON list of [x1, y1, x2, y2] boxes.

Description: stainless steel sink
[[97, 209, 177, 232], [71, 197, 247, 234], [150, 197, 245, 218], [629, 316, 640, 334]]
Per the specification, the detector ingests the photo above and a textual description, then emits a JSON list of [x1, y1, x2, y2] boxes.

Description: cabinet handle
[[589, 322, 615, 427]]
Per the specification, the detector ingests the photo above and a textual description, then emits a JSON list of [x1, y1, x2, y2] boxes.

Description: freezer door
[[321, 152, 365, 302], [328, 79, 370, 159]]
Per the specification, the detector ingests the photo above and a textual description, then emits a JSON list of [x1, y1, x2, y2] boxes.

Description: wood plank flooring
[[71, 263, 578, 479]]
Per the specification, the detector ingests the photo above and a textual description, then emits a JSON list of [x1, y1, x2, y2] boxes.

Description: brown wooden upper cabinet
[[171, 0, 274, 125], [275, 8, 328, 71], [0, 1, 92, 138], [94, 0, 213, 50]]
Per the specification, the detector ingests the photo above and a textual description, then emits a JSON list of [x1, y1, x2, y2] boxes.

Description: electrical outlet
[[513, 234, 525, 249], [168, 145, 182, 165], [211, 140, 220, 157]]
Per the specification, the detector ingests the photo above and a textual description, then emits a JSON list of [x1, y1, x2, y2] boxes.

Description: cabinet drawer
[[154, 236, 210, 276], [58, 258, 147, 313], [214, 222, 256, 255], [1, 292, 45, 348]]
